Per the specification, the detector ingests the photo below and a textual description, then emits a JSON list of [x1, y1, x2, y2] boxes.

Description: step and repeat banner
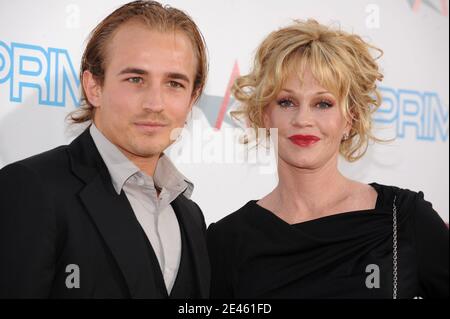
[[0, 0, 448, 224]]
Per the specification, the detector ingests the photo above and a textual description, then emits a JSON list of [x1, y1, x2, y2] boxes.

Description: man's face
[[86, 21, 197, 160]]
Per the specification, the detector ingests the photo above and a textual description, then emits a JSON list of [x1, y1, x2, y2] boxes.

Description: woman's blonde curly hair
[[232, 19, 385, 162]]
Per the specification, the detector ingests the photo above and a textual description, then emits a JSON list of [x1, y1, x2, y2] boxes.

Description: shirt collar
[[89, 124, 193, 198]]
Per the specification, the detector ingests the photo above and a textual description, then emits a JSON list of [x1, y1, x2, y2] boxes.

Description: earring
[[342, 133, 349, 141]]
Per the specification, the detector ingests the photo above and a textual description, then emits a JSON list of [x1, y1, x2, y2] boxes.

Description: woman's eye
[[127, 77, 143, 84], [278, 98, 295, 108], [316, 100, 333, 109]]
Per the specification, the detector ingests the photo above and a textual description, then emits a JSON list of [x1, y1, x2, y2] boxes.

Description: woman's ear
[[343, 120, 352, 139], [82, 70, 102, 108]]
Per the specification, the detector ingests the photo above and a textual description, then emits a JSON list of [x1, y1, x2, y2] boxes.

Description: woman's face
[[264, 67, 350, 171]]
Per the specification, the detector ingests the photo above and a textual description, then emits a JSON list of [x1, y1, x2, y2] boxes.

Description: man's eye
[[169, 81, 184, 88], [278, 98, 295, 108], [127, 77, 143, 84]]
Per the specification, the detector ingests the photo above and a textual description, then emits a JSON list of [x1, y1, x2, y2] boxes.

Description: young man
[[0, 0, 209, 298]]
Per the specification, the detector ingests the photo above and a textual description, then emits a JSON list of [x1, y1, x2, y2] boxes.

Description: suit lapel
[[171, 195, 210, 298], [68, 128, 160, 298]]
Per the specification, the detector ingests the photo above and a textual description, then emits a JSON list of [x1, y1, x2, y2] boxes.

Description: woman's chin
[[280, 156, 320, 170]]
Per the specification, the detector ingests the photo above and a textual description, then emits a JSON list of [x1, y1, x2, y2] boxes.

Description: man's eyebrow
[[116, 69, 191, 83], [167, 72, 191, 84], [117, 67, 148, 76]]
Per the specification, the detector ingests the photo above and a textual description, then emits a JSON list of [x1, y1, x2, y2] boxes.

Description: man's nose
[[142, 84, 164, 112]]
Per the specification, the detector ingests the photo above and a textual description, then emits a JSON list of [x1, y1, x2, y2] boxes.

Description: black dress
[[207, 183, 449, 298]]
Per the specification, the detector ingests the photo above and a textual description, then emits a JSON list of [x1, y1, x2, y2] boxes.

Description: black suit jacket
[[0, 128, 210, 298]]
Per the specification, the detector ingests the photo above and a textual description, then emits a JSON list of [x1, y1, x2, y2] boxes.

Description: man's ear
[[189, 88, 201, 111], [82, 70, 102, 108]]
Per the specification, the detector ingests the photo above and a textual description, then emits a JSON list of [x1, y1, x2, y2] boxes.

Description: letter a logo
[[65, 264, 80, 289], [365, 264, 380, 289]]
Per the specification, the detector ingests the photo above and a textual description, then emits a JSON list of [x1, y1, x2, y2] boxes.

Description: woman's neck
[[264, 156, 355, 224]]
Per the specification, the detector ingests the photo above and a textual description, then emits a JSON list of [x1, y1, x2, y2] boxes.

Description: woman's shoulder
[[371, 182, 426, 207], [370, 182, 445, 224], [372, 184, 448, 298], [208, 200, 259, 232], [206, 200, 261, 251]]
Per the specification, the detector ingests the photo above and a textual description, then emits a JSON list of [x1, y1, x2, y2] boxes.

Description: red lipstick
[[288, 134, 320, 147]]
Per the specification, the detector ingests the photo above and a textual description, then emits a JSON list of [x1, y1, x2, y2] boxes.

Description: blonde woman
[[207, 20, 448, 299]]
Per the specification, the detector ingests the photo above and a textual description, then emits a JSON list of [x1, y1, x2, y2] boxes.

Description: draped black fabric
[[207, 183, 449, 299]]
